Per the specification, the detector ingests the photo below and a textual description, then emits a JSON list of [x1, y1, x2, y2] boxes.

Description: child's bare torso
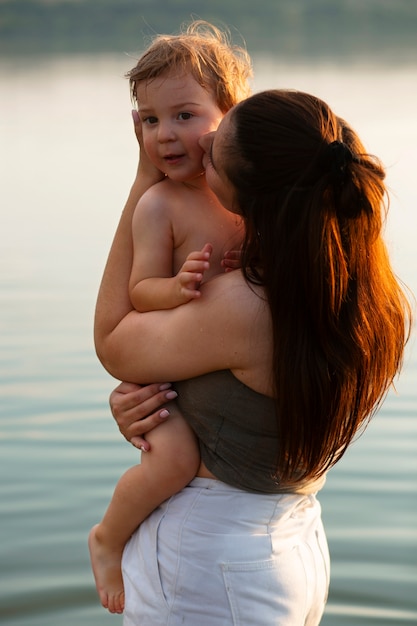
[[159, 178, 243, 280]]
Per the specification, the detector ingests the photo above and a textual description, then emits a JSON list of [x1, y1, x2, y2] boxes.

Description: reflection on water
[[0, 55, 416, 626]]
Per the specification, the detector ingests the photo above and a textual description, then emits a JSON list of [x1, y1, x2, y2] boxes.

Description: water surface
[[0, 55, 416, 625]]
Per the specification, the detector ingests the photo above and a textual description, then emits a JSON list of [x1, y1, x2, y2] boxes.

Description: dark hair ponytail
[[225, 90, 411, 483]]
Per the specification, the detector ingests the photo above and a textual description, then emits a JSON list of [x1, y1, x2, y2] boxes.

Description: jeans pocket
[[221, 548, 307, 626], [123, 502, 172, 615]]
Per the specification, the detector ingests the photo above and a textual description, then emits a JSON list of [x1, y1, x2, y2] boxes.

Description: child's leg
[[89, 411, 199, 614]]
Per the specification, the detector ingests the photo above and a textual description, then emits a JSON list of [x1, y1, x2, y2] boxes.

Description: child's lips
[[164, 153, 184, 164]]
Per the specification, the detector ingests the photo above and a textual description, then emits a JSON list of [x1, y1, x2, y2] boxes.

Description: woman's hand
[[132, 110, 165, 185], [110, 381, 178, 451]]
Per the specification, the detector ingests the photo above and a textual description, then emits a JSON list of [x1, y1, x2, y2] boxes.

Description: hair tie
[[327, 140, 355, 184], [325, 140, 367, 219]]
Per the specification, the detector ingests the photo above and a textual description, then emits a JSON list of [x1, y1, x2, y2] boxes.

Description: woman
[[94, 90, 411, 625]]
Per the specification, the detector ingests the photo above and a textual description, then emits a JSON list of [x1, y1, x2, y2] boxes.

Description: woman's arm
[[93, 110, 164, 351], [95, 263, 265, 385]]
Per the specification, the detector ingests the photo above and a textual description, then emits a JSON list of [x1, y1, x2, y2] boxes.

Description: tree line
[[1, 0, 416, 60]]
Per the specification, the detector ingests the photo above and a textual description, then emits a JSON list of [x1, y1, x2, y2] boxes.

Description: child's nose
[[157, 120, 175, 142]]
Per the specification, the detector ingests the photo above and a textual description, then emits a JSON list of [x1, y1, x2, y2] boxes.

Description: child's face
[[136, 73, 224, 183]]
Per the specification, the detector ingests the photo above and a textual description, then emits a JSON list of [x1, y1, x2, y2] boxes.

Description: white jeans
[[122, 478, 330, 626]]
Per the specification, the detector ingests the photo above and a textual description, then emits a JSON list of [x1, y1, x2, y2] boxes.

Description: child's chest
[[171, 202, 243, 279]]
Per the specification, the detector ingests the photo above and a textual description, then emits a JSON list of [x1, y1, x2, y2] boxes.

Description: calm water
[[0, 54, 416, 626]]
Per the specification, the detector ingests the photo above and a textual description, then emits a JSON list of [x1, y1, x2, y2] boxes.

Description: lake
[[0, 53, 416, 625]]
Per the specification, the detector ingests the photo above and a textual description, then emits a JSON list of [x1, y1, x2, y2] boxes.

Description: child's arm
[[129, 193, 212, 311]]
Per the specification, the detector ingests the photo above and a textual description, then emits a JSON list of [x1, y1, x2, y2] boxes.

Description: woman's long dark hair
[[224, 90, 412, 484]]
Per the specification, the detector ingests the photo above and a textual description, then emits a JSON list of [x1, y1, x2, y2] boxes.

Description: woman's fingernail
[[165, 390, 178, 400], [140, 445, 148, 452], [159, 410, 170, 419], [159, 383, 172, 391]]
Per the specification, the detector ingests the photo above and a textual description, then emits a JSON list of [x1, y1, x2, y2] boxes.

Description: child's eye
[[178, 112, 192, 121], [143, 116, 158, 125]]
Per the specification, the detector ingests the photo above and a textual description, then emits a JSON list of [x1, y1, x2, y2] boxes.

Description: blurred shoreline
[[1, 0, 416, 61]]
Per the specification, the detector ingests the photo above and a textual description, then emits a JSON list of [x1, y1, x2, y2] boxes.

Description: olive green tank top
[[175, 370, 325, 494]]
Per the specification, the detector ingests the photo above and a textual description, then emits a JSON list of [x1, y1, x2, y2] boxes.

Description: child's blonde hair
[[126, 20, 253, 113]]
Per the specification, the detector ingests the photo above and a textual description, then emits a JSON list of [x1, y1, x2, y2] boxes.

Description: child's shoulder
[[141, 178, 191, 202], [137, 179, 195, 217], [136, 179, 174, 214]]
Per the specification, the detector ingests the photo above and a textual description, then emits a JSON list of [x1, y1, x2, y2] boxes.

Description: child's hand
[[176, 243, 213, 302], [221, 249, 241, 272]]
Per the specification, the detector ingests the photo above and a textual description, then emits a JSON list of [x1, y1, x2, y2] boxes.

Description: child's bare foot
[[88, 524, 125, 614]]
